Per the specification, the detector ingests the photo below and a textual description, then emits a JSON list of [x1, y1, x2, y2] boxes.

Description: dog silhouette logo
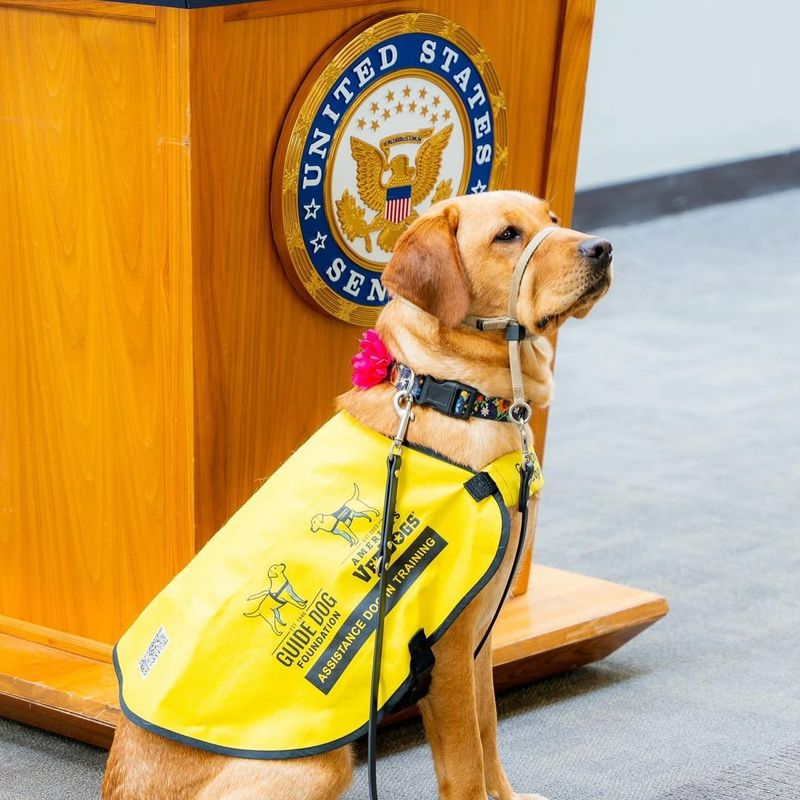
[[244, 563, 307, 635], [310, 483, 379, 546]]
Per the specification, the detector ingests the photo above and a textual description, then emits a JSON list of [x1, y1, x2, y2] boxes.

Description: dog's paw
[[489, 794, 550, 800], [516, 795, 550, 800]]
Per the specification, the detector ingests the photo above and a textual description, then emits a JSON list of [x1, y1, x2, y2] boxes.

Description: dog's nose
[[579, 237, 612, 268]]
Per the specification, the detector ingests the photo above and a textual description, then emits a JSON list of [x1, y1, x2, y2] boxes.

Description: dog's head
[[310, 514, 324, 532], [268, 563, 287, 580], [381, 191, 612, 333]]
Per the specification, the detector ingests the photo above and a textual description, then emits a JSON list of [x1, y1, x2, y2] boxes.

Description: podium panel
[[0, 0, 667, 744]]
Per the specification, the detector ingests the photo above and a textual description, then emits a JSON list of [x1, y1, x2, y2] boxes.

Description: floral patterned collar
[[351, 329, 519, 423]]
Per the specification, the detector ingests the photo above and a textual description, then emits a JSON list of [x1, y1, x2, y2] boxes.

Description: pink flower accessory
[[351, 329, 394, 389]]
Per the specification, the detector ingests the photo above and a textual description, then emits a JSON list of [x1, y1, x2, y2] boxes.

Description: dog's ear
[[382, 205, 470, 327]]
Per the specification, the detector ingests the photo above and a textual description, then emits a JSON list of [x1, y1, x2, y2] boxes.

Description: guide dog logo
[[244, 563, 308, 635]]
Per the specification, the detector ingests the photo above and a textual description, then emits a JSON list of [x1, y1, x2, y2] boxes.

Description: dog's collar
[[389, 362, 517, 422]]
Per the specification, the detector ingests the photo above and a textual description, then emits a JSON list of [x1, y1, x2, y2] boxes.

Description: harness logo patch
[[272, 13, 508, 325]]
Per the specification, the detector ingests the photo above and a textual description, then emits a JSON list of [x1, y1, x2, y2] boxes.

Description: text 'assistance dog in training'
[[103, 191, 613, 800]]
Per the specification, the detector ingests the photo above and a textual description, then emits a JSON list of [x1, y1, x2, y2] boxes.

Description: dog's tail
[[347, 483, 360, 503]]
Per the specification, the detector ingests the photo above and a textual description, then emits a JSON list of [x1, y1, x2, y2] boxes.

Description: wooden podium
[[0, 0, 666, 747]]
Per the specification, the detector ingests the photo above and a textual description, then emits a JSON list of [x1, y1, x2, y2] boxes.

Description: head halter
[[462, 225, 557, 429]]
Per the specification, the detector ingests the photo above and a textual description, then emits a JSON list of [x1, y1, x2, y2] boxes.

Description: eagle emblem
[[335, 125, 454, 255]]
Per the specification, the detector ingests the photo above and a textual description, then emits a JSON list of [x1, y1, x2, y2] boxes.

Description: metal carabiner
[[390, 390, 415, 455], [517, 419, 534, 463], [515, 422, 537, 511]]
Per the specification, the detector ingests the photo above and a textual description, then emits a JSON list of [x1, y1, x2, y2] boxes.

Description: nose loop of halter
[[507, 227, 557, 321], [463, 225, 557, 334]]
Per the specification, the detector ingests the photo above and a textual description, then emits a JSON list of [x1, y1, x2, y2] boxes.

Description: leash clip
[[510, 402, 534, 465], [390, 389, 415, 456], [517, 421, 535, 466], [509, 400, 532, 426], [514, 409, 537, 511]]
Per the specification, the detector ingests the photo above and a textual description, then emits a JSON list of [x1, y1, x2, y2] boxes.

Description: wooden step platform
[[0, 566, 667, 749]]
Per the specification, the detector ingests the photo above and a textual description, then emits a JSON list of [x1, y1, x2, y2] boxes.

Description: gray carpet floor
[[2, 189, 799, 799]]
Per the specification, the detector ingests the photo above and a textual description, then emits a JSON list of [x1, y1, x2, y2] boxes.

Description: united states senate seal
[[272, 13, 508, 325]]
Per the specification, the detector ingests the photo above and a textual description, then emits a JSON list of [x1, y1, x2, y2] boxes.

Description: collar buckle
[[417, 376, 477, 420]]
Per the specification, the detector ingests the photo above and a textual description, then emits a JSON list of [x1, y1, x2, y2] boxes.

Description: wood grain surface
[[0, 615, 112, 662], [1, 0, 597, 650], [0, 4, 194, 644], [0, 631, 119, 748]]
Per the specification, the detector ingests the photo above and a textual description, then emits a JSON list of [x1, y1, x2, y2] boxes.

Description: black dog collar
[[389, 363, 518, 422]]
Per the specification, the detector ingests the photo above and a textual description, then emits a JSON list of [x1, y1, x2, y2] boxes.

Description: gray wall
[[576, 0, 800, 190]]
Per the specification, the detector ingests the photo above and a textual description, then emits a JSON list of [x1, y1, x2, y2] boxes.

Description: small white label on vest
[[138, 626, 169, 678]]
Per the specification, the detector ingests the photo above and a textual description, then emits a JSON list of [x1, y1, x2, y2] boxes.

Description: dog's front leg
[[474, 636, 548, 800], [474, 637, 515, 800], [419, 618, 486, 800]]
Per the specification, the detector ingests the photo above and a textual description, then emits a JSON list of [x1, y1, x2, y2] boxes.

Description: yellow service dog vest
[[114, 412, 543, 759]]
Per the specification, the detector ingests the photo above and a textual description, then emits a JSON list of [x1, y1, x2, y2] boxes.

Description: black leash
[[368, 391, 413, 800], [366, 391, 536, 800], [473, 459, 536, 658], [367, 447, 402, 799]]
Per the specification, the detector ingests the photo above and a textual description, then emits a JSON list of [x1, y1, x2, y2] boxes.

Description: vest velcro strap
[[405, 629, 435, 705], [464, 472, 498, 502], [388, 630, 436, 713]]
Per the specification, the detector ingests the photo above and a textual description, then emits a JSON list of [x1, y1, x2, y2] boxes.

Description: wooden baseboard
[[0, 633, 120, 748], [0, 615, 113, 663], [0, 565, 667, 749], [491, 565, 667, 685]]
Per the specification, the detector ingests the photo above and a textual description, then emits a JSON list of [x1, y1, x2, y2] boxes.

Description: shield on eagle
[[384, 185, 413, 224]]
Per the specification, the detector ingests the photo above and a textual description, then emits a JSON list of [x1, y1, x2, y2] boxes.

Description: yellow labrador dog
[[103, 191, 612, 800]]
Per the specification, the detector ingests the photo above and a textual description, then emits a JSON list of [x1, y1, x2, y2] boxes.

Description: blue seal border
[[272, 13, 508, 325]]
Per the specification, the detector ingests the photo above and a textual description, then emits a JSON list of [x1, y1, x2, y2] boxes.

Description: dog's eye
[[494, 226, 521, 242], [548, 212, 560, 225]]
